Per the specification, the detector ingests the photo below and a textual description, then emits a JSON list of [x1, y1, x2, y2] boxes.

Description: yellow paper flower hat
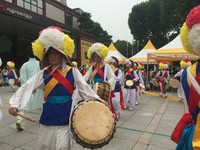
[[7, 61, 15, 69], [180, 5, 200, 56], [180, 58, 191, 69], [32, 26, 74, 61], [137, 62, 144, 70], [87, 43, 108, 61], [159, 61, 169, 70]]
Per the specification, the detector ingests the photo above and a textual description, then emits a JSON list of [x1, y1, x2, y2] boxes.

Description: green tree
[[114, 40, 135, 58], [78, 12, 93, 32], [128, 0, 200, 49], [78, 12, 112, 46]]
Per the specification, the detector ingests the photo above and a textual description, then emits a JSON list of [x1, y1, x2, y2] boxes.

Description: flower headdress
[[32, 26, 74, 63], [87, 43, 108, 61], [137, 62, 144, 70], [180, 58, 191, 69], [180, 5, 200, 56], [7, 61, 15, 69], [159, 61, 169, 70]]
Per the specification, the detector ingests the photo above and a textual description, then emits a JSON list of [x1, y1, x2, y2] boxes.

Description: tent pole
[[146, 57, 149, 91]]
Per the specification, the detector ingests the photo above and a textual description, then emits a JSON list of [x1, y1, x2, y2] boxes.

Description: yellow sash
[[44, 66, 71, 98], [125, 68, 133, 76]]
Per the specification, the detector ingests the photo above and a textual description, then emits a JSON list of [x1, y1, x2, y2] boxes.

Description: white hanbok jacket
[[10, 67, 101, 114]]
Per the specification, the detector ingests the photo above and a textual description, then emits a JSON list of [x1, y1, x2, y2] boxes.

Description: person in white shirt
[[83, 43, 117, 119], [108, 56, 124, 119], [156, 61, 170, 97], [173, 59, 191, 101], [8, 26, 101, 150], [122, 59, 139, 111], [7, 61, 18, 91], [15, 46, 44, 131]]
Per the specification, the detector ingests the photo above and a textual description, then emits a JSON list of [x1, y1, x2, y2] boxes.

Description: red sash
[[159, 70, 167, 82], [120, 87, 125, 110], [94, 64, 104, 78], [126, 70, 134, 79], [126, 69, 138, 91], [109, 90, 118, 121], [46, 68, 73, 95]]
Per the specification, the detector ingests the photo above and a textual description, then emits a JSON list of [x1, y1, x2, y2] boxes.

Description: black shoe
[[16, 122, 23, 131]]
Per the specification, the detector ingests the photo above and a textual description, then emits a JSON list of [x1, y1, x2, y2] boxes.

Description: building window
[[17, 0, 43, 15], [66, 13, 73, 26], [73, 16, 79, 29]]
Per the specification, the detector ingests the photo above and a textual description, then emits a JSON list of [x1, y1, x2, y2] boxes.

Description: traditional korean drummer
[[122, 59, 139, 111], [155, 61, 170, 97], [83, 42, 116, 90], [173, 58, 191, 101], [8, 26, 101, 150], [83, 43, 117, 119]]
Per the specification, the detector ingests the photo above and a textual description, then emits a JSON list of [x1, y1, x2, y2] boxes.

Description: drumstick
[[16, 112, 36, 122]]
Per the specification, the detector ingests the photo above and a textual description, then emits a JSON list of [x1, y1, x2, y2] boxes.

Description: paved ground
[[0, 86, 184, 150]]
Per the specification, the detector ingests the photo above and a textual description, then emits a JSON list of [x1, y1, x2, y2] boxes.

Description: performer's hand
[[103, 100, 109, 106], [104, 81, 110, 85], [8, 107, 18, 116]]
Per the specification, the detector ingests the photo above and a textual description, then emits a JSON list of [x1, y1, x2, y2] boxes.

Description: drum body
[[93, 82, 111, 101], [71, 100, 116, 149], [151, 78, 159, 87], [169, 79, 180, 88]]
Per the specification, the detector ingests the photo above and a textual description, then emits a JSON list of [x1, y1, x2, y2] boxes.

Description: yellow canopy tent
[[148, 35, 199, 62], [146, 35, 199, 88], [104, 42, 127, 64], [129, 40, 157, 64]]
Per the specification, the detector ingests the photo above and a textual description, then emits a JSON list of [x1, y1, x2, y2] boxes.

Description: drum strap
[[46, 68, 73, 95], [120, 87, 125, 110], [109, 90, 118, 121]]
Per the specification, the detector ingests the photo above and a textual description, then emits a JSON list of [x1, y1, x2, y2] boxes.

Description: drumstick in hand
[[16, 112, 36, 122]]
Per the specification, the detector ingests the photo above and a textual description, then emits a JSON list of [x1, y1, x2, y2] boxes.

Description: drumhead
[[169, 79, 180, 88], [151, 78, 159, 87], [71, 100, 116, 149], [139, 83, 145, 89], [126, 80, 133, 86]]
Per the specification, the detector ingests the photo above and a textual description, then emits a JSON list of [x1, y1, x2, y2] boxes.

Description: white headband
[[125, 59, 131, 65], [109, 57, 115, 63]]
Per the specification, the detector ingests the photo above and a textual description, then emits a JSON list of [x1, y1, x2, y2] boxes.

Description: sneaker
[[135, 102, 138, 105], [117, 114, 120, 120], [16, 122, 23, 131], [129, 107, 133, 111], [178, 99, 183, 102]]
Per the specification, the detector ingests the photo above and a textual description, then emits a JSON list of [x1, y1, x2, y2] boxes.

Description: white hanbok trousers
[[112, 92, 122, 116], [37, 124, 72, 150], [123, 88, 136, 108]]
